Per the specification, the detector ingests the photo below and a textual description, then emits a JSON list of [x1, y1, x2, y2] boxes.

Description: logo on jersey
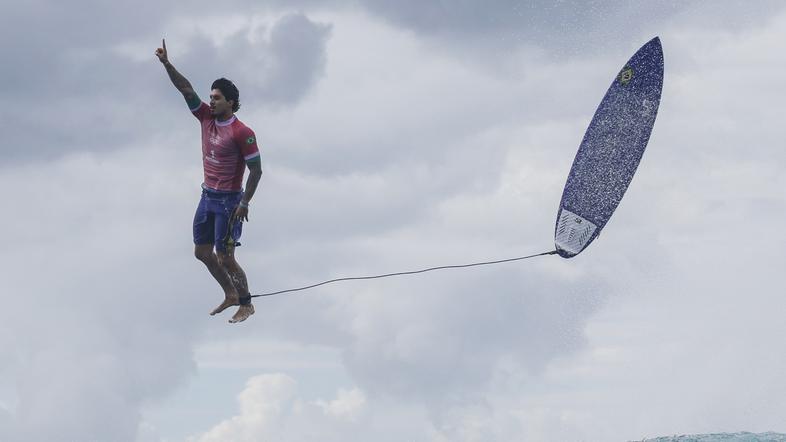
[[246, 136, 256, 145], [206, 149, 220, 164]]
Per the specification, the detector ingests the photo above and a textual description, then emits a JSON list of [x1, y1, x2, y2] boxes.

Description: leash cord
[[251, 249, 558, 298]]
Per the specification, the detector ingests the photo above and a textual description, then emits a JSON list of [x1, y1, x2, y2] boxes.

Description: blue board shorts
[[193, 187, 244, 253]]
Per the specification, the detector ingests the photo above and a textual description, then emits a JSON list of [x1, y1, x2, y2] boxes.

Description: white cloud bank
[[179, 6, 786, 442], [0, 2, 784, 442], [188, 374, 428, 442]]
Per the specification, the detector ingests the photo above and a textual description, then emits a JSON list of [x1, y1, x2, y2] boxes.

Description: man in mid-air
[[156, 39, 262, 323]]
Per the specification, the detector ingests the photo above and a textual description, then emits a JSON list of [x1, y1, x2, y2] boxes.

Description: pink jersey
[[191, 102, 261, 192]]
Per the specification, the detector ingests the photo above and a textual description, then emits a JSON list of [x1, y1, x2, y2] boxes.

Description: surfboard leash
[[250, 249, 558, 298]]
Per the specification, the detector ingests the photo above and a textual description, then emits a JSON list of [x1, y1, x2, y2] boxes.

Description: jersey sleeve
[[235, 126, 261, 163], [190, 100, 211, 122]]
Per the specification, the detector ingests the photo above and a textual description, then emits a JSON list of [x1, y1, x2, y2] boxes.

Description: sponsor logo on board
[[619, 67, 633, 85]]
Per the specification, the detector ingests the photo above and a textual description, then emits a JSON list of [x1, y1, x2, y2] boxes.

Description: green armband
[[185, 93, 201, 111]]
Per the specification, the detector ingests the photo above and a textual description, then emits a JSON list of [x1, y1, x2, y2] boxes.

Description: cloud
[[0, 9, 331, 165], [0, 146, 208, 441], [356, 0, 785, 56], [261, 13, 334, 104], [192, 374, 297, 442], [210, 20, 615, 413], [314, 387, 366, 421], [171, 12, 332, 108], [0, 405, 10, 441], [189, 374, 373, 442], [2, 2, 785, 442], [336, 267, 606, 402], [187, 7, 786, 441]]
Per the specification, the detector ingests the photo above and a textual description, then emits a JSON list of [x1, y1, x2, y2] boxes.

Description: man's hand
[[156, 39, 198, 102], [155, 39, 168, 64], [233, 205, 249, 223]]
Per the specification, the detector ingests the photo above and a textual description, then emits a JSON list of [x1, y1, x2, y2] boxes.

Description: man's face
[[209, 89, 233, 116]]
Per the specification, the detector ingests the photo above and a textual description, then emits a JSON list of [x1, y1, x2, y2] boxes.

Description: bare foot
[[229, 304, 255, 324], [210, 294, 240, 316]]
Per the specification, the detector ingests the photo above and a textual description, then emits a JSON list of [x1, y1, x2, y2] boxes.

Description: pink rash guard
[[191, 101, 260, 192]]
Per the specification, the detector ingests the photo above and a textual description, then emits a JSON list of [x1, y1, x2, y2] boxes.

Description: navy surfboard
[[555, 37, 664, 258]]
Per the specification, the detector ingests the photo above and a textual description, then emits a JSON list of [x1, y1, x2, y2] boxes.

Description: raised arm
[[155, 39, 200, 109]]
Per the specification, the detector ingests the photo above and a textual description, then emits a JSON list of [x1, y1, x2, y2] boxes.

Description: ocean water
[[638, 433, 786, 442]]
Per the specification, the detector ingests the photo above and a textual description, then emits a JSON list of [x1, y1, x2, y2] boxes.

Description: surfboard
[[555, 37, 664, 258]]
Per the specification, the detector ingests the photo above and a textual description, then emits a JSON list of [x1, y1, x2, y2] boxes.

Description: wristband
[[239, 201, 249, 208]]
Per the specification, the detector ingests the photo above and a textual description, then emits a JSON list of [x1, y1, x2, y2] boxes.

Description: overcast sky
[[1, 1, 785, 441]]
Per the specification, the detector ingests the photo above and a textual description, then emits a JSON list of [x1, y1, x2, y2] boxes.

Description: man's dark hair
[[211, 78, 240, 112]]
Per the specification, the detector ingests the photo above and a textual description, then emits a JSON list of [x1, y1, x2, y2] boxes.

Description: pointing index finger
[[162, 38, 166, 51]]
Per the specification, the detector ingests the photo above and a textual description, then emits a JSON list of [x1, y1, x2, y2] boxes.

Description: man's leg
[[217, 250, 255, 323], [195, 244, 242, 315], [193, 193, 241, 314]]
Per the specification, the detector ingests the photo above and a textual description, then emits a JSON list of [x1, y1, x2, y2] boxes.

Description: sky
[[1, 1, 785, 441]]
